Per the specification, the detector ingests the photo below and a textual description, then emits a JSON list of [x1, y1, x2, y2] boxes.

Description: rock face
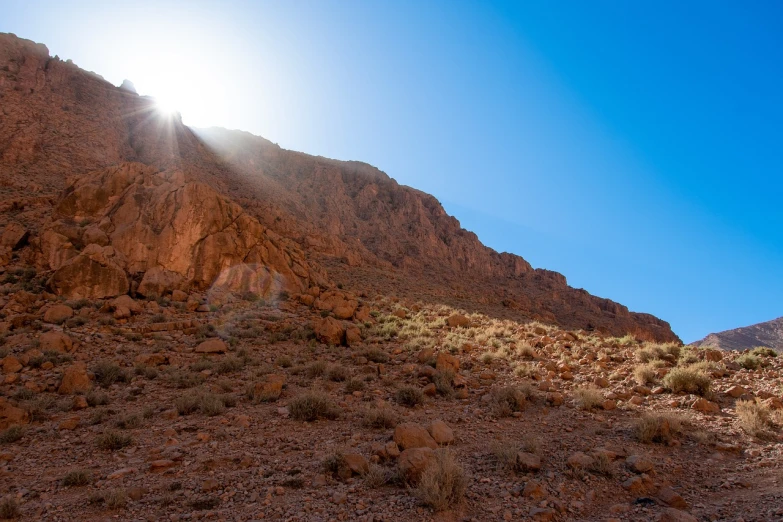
[[42, 163, 323, 298], [0, 32, 677, 341], [691, 316, 783, 353]]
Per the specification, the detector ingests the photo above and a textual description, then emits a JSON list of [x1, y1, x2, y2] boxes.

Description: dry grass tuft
[[289, 391, 341, 421], [736, 399, 774, 439], [634, 413, 685, 444], [362, 405, 399, 429], [96, 430, 132, 451], [662, 366, 711, 396], [62, 469, 92, 486], [490, 386, 530, 417], [736, 354, 762, 370], [414, 449, 468, 511], [395, 386, 424, 407], [573, 386, 603, 410], [0, 425, 23, 444], [633, 363, 660, 386], [0, 497, 20, 519]]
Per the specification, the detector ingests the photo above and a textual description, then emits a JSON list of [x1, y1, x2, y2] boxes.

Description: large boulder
[[44, 163, 322, 299], [48, 245, 129, 299]]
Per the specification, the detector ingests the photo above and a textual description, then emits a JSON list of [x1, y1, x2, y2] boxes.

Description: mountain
[[691, 316, 783, 352], [0, 32, 677, 341]]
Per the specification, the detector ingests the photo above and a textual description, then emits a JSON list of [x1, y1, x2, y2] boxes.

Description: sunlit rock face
[[0, 32, 677, 341], [42, 162, 324, 299]]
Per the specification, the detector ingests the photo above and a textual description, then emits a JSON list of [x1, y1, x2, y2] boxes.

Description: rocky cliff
[[0, 32, 678, 341], [691, 316, 783, 352]]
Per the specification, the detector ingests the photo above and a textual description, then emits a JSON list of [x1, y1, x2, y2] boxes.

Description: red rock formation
[[0, 32, 678, 341]]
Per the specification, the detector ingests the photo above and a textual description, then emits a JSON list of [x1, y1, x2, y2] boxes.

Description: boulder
[[517, 452, 542, 472], [48, 245, 129, 299], [58, 362, 92, 394], [2, 356, 22, 374], [195, 339, 227, 354], [446, 314, 470, 328], [394, 423, 438, 450], [43, 304, 74, 324], [435, 352, 460, 373], [38, 331, 74, 353], [137, 267, 184, 297], [427, 420, 454, 445], [657, 486, 688, 509], [398, 447, 436, 484], [657, 508, 698, 522], [252, 374, 286, 401], [0, 397, 29, 429], [692, 398, 720, 414], [626, 455, 654, 473], [567, 452, 594, 469], [345, 324, 362, 346], [1, 222, 29, 250], [314, 316, 345, 345]]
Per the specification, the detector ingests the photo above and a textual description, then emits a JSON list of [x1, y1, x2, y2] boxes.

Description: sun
[[153, 93, 179, 117]]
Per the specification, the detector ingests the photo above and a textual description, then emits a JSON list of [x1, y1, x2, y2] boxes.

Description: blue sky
[[3, 1, 781, 342]]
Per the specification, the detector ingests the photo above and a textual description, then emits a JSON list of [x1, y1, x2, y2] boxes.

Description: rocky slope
[[692, 316, 783, 353], [0, 32, 677, 342]]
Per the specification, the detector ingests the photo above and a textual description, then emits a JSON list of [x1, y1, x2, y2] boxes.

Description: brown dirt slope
[[0, 32, 677, 342]]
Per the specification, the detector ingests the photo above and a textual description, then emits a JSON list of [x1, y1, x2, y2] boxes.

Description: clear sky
[[3, 1, 781, 342]]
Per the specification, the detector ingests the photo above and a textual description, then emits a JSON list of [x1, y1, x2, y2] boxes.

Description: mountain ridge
[[0, 32, 678, 341], [691, 316, 783, 352]]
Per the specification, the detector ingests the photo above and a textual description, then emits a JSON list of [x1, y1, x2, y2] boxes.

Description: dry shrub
[[395, 386, 424, 407], [289, 391, 341, 421], [305, 360, 328, 378], [662, 366, 711, 396], [0, 497, 20, 519], [344, 378, 365, 393], [489, 440, 518, 470], [62, 469, 91, 486], [750, 347, 777, 358], [588, 453, 614, 477], [634, 413, 685, 444], [433, 370, 455, 397], [490, 386, 529, 417], [736, 354, 761, 370], [414, 449, 468, 511], [365, 463, 398, 488], [736, 399, 773, 439], [96, 430, 132, 451], [326, 364, 349, 382], [362, 405, 398, 429], [0, 425, 23, 444], [633, 363, 659, 386], [93, 361, 129, 387], [573, 386, 603, 410]]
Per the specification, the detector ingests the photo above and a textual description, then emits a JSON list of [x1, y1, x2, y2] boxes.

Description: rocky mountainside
[[0, 31, 676, 341], [692, 316, 783, 353], [1, 32, 783, 522]]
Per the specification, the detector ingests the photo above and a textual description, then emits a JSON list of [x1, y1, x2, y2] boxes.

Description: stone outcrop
[[41, 162, 324, 299]]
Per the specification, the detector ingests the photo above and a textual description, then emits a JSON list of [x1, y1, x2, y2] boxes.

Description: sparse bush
[[0, 425, 23, 444], [62, 469, 92, 486], [166, 370, 204, 389], [634, 413, 685, 444], [175, 392, 229, 416], [513, 362, 537, 378], [736, 354, 761, 370], [362, 405, 398, 429], [216, 356, 244, 375], [414, 449, 468, 511], [516, 343, 536, 359], [588, 453, 614, 477], [114, 414, 141, 430], [322, 451, 346, 475], [86, 390, 110, 407], [105, 489, 127, 509], [344, 378, 366, 393], [489, 440, 518, 470], [362, 347, 390, 363], [662, 366, 711, 396], [736, 399, 773, 439], [395, 386, 424, 407], [305, 360, 328, 378], [633, 363, 659, 385], [289, 392, 341, 421], [750, 347, 777, 358], [97, 430, 132, 451], [0, 497, 20, 519], [490, 386, 528, 417], [365, 463, 398, 488], [573, 387, 603, 410], [275, 355, 293, 368], [326, 364, 349, 382], [93, 361, 129, 387], [433, 370, 455, 397]]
